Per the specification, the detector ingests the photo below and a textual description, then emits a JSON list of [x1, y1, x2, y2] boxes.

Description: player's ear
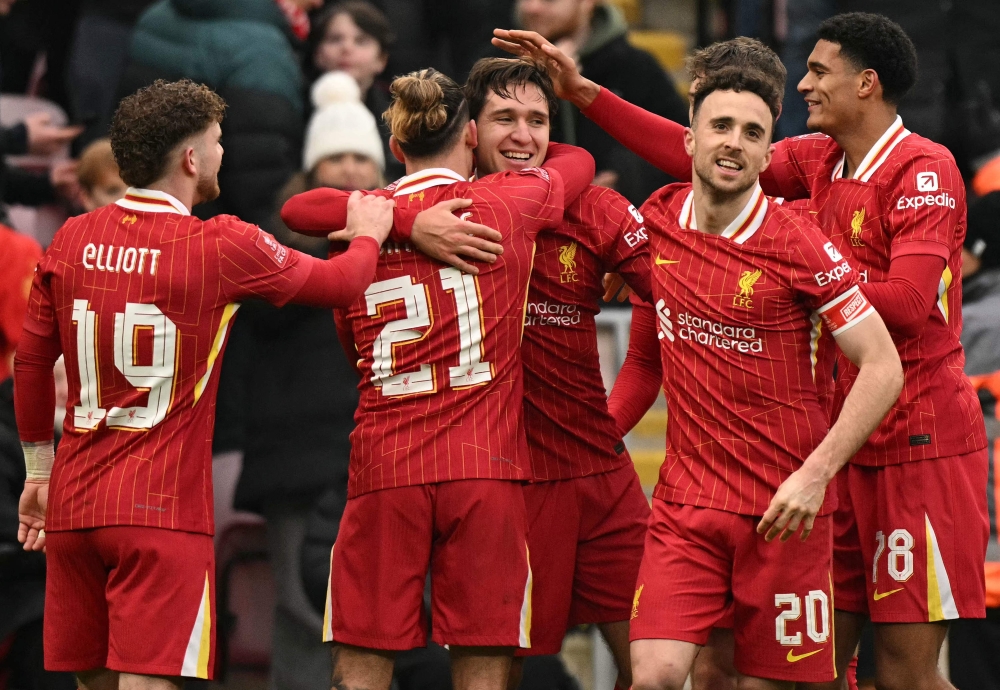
[[466, 120, 478, 150], [858, 68, 879, 100], [761, 143, 774, 174], [389, 136, 405, 164], [684, 126, 695, 158], [180, 145, 198, 178]]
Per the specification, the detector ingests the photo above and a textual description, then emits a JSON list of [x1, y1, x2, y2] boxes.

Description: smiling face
[[474, 83, 550, 176], [314, 12, 388, 94], [687, 89, 773, 198], [798, 39, 864, 135]]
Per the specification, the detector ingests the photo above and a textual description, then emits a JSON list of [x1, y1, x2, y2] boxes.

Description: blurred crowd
[[1, 1, 999, 689]]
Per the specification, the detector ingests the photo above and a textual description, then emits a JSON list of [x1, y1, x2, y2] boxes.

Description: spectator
[[0, 223, 41, 382], [307, 2, 403, 181], [121, 0, 322, 228], [233, 69, 383, 690], [75, 138, 126, 212], [376, 0, 514, 84], [515, 0, 687, 206], [950, 191, 1000, 690], [66, 0, 157, 149]]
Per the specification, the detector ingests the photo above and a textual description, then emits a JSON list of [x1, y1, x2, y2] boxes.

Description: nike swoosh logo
[[655, 256, 680, 265], [873, 587, 903, 601], [787, 649, 824, 663]]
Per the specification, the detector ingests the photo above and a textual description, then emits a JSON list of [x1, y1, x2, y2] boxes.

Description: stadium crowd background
[[1, 0, 1000, 689]]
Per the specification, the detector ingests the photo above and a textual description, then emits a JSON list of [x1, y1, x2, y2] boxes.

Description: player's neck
[[143, 175, 195, 214], [834, 106, 899, 178], [403, 148, 472, 181], [691, 177, 758, 236]]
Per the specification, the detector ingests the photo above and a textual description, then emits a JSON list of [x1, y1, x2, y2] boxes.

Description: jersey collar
[[678, 183, 768, 245], [115, 187, 190, 215], [391, 168, 468, 197], [830, 115, 910, 182]]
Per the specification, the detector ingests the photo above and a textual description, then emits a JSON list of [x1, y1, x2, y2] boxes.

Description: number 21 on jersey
[[71, 299, 177, 431], [366, 267, 492, 397]]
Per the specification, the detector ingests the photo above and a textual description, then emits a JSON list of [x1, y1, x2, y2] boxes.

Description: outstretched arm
[[493, 29, 691, 181]]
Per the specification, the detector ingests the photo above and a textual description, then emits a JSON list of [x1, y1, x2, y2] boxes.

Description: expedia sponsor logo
[[839, 291, 867, 321], [624, 225, 649, 248], [815, 261, 852, 286], [896, 192, 956, 210], [525, 300, 580, 327], [916, 171, 938, 192]]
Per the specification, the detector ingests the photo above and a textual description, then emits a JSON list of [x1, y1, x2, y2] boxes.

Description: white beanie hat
[[303, 72, 386, 173]]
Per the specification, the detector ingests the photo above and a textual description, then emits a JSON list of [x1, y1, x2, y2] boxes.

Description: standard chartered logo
[[656, 299, 762, 352], [525, 300, 580, 327]]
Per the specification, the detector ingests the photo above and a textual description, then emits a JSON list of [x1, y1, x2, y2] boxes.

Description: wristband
[[22, 441, 55, 481]]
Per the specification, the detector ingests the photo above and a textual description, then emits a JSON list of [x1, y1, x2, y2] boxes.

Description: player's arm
[[492, 29, 691, 181], [759, 295, 903, 543], [223, 193, 390, 309], [859, 254, 946, 337], [608, 298, 663, 436], [12, 266, 62, 553], [862, 155, 960, 337], [403, 144, 593, 273]]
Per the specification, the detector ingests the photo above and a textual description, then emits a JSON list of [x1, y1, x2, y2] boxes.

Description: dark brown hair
[[310, 1, 395, 55], [110, 79, 226, 187], [464, 57, 559, 121], [692, 67, 783, 130], [383, 68, 469, 159], [686, 37, 787, 95]]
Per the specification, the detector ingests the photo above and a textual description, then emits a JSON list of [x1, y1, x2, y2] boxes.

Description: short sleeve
[[493, 167, 565, 236], [792, 225, 875, 336], [216, 217, 311, 306], [591, 189, 653, 303], [885, 152, 963, 261]]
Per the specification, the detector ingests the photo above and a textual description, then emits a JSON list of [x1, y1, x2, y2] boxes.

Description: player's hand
[[602, 273, 633, 302], [492, 29, 601, 109], [23, 112, 83, 155], [18, 480, 49, 552], [757, 465, 828, 543], [411, 198, 503, 275], [331, 191, 395, 246], [50, 160, 80, 202]]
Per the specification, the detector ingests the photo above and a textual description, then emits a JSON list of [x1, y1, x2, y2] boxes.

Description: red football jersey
[[523, 185, 651, 480], [23, 189, 322, 534], [339, 167, 565, 497], [0, 224, 42, 381], [643, 183, 874, 516], [766, 118, 986, 465]]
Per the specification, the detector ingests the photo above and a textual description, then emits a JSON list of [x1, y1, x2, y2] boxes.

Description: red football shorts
[[832, 468, 868, 614], [324, 480, 531, 650], [44, 527, 216, 679], [631, 500, 835, 683], [516, 464, 650, 656], [834, 450, 988, 622]]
